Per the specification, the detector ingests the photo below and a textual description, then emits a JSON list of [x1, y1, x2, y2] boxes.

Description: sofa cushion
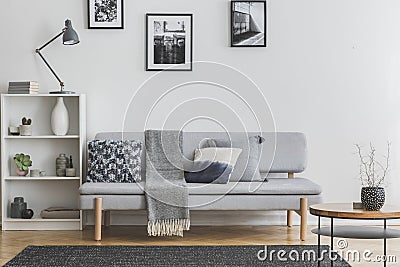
[[87, 139, 142, 183], [187, 178, 322, 195], [80, 194, 324, 210], [80, 182, 146, 195], [80, 178, 321, 195], [184, 147, 242, 184], [200, 135, 265, 182]]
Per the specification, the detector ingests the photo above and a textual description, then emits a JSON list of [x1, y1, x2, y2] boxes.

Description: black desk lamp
[[35, 19, 80, 94]]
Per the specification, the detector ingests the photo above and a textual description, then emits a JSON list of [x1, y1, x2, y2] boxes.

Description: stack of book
[[8, 81, 39, 94]]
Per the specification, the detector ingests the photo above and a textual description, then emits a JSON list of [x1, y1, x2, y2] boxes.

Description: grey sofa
[[79, 132, 322, 241]]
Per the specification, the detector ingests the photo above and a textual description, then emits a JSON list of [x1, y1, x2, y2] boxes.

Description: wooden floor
[[1, 225, 399, 266]]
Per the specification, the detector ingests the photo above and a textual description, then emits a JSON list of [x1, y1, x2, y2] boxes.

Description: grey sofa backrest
[[94, 131, 307, 175]]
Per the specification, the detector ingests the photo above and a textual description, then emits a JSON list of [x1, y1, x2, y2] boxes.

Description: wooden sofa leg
[[300, 197, 308, 241], [287, 210, 292, 227], [95, 198, 103, 241], [104, 210, 111, 227], [287, 173, 294, 227]]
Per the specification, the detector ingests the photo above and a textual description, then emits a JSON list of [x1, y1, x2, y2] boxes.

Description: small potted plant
[[19, 117, 32, 136], [14, 153, 33, 176], [356, 143, 390, 211]]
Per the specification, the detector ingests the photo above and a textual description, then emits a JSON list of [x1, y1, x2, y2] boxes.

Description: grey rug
[[4, 245, 351, 267]]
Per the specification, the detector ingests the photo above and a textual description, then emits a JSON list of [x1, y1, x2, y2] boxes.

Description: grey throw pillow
[[87, 139, 142, 183], [201, 135, 265, 182]]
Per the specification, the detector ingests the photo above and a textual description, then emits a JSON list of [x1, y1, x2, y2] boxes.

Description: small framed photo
[[146, 14, 193, 71], [88, 0, 124, 29], [231, 1, 266, 47]]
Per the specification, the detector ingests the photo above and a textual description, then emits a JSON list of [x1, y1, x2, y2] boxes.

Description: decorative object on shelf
[[66, 155, 76, 177], [21, 209, 34, 219], [10, 197, 27, 218], [146, 14, 193, 71], [8, 81, 39, 94], [8, 126, 20, 136], [39, 171, 46, 177], [14, 153, 32, 176], [56, 153, 69, 176], [88, 0, 124, 29], [15, 169, 28, 176], [35, 19, 79, 94], [66, 168, 76, 177], [356, 143, 390, 211], [40, 207, 80, 219], [19, 117, 32, 136], [30, 169, 40, 177], [231, 1, 267, 47], [51, 97, 70, 136]]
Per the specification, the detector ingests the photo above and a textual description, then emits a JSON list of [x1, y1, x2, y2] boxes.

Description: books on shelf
[[9, 81, 39, 86], [8, 81, 39, 94], [8, 90, 39, 94]]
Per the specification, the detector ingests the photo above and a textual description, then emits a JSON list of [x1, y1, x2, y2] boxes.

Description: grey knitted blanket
[[145, 130, 190, 237]]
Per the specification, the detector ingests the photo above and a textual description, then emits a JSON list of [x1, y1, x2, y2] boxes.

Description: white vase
[[51, 97, 69, 136]]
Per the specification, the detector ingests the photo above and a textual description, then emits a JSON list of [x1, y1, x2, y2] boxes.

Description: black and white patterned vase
[[361, 187, 385, 211]]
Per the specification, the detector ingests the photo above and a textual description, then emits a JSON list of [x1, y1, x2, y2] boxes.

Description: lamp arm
[[35, 29, 67, 90], [35, 50, 64, 89], [37, 29, 65, 51]]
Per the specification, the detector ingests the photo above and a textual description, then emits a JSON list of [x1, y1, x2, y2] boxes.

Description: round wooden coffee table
[[310, 203, 400, 267]]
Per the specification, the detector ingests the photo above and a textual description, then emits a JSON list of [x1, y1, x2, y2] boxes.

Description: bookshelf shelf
[[4, 217, 80, 222], [5, 176, 80, 181], [4, 135, 80, 139], [3, 94, 79, 97]]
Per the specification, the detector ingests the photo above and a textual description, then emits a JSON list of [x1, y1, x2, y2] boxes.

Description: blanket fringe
[[147, 219, 190, 237]]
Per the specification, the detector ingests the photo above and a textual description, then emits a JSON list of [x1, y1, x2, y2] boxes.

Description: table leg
[[384, 219, 387, 267], [331, 218, 334, 267], [318, 216, 321, 266]]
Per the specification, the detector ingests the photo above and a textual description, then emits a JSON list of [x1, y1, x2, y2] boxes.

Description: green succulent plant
[[14, 153, 32, 171], [22, 117, 32, 125]]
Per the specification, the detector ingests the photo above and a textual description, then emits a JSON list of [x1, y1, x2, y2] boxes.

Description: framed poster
[[231, 1, 266, 47], [88, 0, 124, 29], [146, 14, 193, 71]]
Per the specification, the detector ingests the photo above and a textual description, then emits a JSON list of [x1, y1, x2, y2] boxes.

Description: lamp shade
[[63, 19, 79, 45]]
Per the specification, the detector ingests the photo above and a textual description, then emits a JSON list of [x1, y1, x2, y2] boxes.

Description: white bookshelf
[[1, 94, 86, 230]]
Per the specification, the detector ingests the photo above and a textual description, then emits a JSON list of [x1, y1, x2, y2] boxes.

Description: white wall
[[1, 0, 400, 226]]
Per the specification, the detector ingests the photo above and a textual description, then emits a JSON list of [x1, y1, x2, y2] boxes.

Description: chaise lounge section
[[79, 132, 323, 241]]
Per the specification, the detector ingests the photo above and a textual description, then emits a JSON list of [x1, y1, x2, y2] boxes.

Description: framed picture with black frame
[[88, 0, 124, 29], [231, 1, 266, 47], [146, 14, 193, 71]]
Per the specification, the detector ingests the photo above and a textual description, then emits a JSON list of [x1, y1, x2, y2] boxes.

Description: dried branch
[[375, 142, 390, 187], [355, 142, 390, 188]]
